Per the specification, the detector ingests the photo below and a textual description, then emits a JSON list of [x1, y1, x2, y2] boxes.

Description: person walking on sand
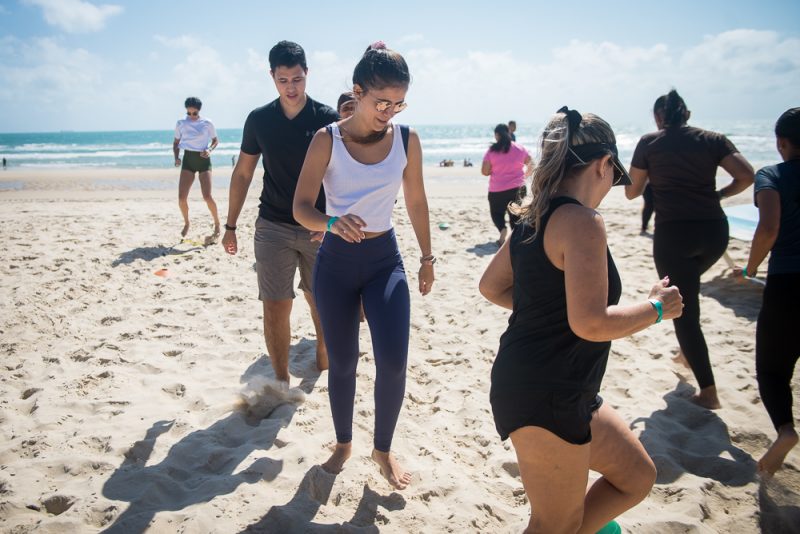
[[734, 107, 800, 477], [625, 89, 754, 409], [221, 41, 339, 386], [173, 96, 220, 240], [480, 107, 683, 533], [294, 42, 434, 490], [482, 123, 532, 246]]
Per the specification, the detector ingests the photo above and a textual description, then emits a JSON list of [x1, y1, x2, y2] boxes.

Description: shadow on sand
[[111, 243, 203, 267], [101, 339, 323, 533], [700, 272, 764, 322], [630, 381, 756, 486], [240, 466, 406, 533], [466, 240, 500, 257]]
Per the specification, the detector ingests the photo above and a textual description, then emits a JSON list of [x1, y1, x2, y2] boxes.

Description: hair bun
[[370, 40, 387, 50]]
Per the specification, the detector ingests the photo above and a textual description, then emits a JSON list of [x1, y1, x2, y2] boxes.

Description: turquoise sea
[[0, 121, 779, 175]]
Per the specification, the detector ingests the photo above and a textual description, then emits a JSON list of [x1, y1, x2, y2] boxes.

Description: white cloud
[[24, 0, 123, 33]]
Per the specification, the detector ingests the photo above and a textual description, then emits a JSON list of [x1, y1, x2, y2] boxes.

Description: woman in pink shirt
[[482, 123, 532, 245]]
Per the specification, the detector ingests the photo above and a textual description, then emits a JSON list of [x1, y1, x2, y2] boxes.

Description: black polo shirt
[[241, 96, 339, 225]]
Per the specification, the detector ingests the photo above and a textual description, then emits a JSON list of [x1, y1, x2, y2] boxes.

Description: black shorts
[[181, 150, 211, 173], [490, 389, 603, 445]]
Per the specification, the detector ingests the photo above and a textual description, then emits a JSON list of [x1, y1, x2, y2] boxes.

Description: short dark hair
[[184, 97, 202, 109], [775, 107, 800, 147], [352, 42, 410, 92], [656, 89, 688, 128], [269, 40, 307, 71]]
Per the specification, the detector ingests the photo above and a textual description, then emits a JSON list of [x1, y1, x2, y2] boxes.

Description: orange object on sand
[[154, 268, 169, 277]]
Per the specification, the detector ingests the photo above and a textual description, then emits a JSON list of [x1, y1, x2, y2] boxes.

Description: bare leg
[[758, 424, 799, 478], [510, 426, 589, 533], [303, 290, 328, 371], [322, 442, 352, 474], [577, 403, 657, 533], [198, 171, 220, 235], [497, 227, 508, 247], [371, 449, 412, 490], [178, 169, 195, 237], [263, 299, 293, 384]]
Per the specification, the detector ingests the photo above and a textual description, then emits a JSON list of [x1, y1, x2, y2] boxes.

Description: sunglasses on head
[[370, 95, 407, 114]]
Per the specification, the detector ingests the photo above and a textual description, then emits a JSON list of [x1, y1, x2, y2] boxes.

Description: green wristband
[[743, 267, 749, 278], [648, 298, 663, 324], [326, 216, 340, 232]]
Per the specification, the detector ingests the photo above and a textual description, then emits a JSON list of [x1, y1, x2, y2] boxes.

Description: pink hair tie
[[370, 40, 387, 50]]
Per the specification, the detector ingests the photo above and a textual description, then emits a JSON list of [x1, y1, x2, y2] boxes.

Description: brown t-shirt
[[631, 126, 738, 223]]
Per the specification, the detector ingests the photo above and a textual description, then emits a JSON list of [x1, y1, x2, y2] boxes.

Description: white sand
[[0, 167, 798, 533]]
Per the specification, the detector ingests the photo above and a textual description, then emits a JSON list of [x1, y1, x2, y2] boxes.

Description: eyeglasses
[[371, 95, 407, 114], [186, 110, 199, 117]]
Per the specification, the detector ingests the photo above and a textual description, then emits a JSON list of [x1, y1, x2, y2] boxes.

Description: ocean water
[[0, 121, 779, 178]]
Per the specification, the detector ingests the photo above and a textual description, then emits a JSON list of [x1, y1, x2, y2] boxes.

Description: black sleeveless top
[[491, 197, 622, 394]]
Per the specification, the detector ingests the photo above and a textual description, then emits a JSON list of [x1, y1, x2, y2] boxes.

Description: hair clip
[[370, 40, 387, 50], [557, 106, 582, 141]]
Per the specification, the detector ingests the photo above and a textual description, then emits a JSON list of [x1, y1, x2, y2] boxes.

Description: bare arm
[[552, 206, 682, 341], [718, 152, 755, 199], [481, 159, 492, 176], [402, 129, 435, 295], [523, 154, 533, 177], [739, 190, 780, 277], [173, 139, 181, 166], [294, 130, 334, 232], [479, 237, 513, 309], [625, 166, 648, 200], [220, 151, 259, 254]]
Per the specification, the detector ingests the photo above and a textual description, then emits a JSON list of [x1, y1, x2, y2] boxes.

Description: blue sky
[[1, 0, 798, 132]]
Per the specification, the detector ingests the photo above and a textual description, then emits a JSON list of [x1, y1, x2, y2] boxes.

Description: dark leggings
[[757, 273, 800, 430], [642, 184, 654, 231], [488, 185, 526, 232], [312, 229, 410, 452], [653, 219, 729, 389]]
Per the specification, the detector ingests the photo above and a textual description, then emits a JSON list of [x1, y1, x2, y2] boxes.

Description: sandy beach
[[0, 166, 798, 533]]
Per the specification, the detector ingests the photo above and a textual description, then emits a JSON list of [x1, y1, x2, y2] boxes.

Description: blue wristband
[[326, 216, 339, 232], [648, 298, 663, 324]]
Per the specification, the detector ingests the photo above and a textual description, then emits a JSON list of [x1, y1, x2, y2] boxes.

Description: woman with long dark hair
[[482, 123, 532, 246], [294, 42, 433, 490], [480, 107, 683, 532], [625, 89, 754, 409]]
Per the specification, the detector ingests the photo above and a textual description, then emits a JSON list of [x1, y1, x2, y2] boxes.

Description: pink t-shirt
[[483, 142, 530, 192]]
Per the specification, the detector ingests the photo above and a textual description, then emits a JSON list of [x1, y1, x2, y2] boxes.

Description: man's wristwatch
[[224, 224, 237, 232]]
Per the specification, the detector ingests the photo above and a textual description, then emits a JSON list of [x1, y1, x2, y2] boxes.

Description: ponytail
[[490, 123, 513, 153]]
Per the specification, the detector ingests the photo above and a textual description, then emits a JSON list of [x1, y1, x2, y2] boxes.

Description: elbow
[[478, 276, 501, 304], [624, 187, 638, 200], [569, 318, 609, 343]]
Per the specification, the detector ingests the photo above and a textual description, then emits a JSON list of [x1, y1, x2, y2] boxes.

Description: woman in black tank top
[[480, 108, 684, 533]]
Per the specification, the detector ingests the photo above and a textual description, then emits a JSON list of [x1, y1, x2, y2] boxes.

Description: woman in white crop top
[[294, 42, 433, 491]]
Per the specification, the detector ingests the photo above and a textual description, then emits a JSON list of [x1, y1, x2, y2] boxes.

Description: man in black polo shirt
[[222, 41, 338, 387]]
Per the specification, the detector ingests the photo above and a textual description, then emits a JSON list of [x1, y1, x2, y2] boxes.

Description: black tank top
[[491, 196, 622, 393]]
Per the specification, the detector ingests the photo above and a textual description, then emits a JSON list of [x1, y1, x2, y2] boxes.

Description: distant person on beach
[[508, 120, 517, 141], [481, 123, 532, 246], [733, 107, 800, 477], [294, 42, 433, 490], [2, 157, 6, 170], [625, 89, 754, 409], [480, 107, 682, 533], [173, 96, 220, 240], [231, 155, 236, 167], [221, 40, 339, 385], [337, 91, 356, 119]]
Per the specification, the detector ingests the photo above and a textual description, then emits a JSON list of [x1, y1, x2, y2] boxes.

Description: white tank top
[[322, 122, 407, 232]]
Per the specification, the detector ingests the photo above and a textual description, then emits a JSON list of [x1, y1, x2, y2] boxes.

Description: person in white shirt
[[173, 96, 220, 240]]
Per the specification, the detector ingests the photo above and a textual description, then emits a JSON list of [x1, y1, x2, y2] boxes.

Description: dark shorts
[[181, 150, 211, 173], [490, 389, 603, 445], [254, 217, 320, 301]]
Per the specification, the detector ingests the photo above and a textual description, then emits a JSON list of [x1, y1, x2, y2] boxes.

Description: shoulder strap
[[325, 125, 333, 137], [399, 124, 409, 155]]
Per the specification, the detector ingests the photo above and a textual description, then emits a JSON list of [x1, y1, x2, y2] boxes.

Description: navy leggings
[[653, 219, 729, 389], [312, 229, 410, 452], [757, 273, 800, 430]]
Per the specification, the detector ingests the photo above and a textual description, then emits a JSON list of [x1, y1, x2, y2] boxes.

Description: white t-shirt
[[174, 116, 217, 151]]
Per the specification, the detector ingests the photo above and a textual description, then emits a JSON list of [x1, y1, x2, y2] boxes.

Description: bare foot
[[322, 442, 351, 474], [758, 426, 799, 478], [371, 449, 412, 490], [690, 385, 721, 410], [672, 350, 691, 369], [316, 345, 329, 372], [181, 222, 190, 238], [496, 227, 508, 247]]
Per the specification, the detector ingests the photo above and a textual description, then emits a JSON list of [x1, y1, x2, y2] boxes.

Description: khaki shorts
[[254, 217, 320, 301]]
